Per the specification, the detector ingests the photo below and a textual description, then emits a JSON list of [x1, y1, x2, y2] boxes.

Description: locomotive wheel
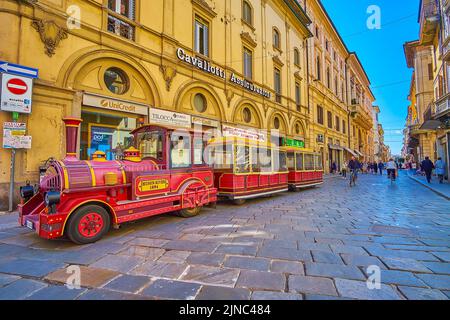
[[233, 199, 246, 206], [67, 205, 110, 244], [177, 206, 201, 218]]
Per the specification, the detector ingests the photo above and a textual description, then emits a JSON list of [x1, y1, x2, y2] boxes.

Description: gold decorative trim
[[31, 19, 68, 57], [159, 65, 177, 91], [240, 32, 257, 48], [191, 0, 217, 18]]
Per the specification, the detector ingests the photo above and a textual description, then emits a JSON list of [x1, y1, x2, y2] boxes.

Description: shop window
[[80, 111, 137, 161], [243, 47, 253, 79], [243, 107, 252, 123], [194, 16, 209, 57], [296, 153, 304, 171], [104, 67, 129, 95], [137, 130, 164, 161], [242, 1, 253, 26], [235, 145, 250, 173], [107, 0, 135, 40], [194, 93, 207, 113], [170, 134, 191, 169], [304, 154, 315, 170]]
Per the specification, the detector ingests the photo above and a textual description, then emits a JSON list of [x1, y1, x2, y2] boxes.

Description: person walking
[[378, 161, 384, 175], [331, 162, 337, 174], [435, 157, 446, 184], [373, 162, 378, 174], [421, 157, 435, 183], [342, 161, 348, 178]]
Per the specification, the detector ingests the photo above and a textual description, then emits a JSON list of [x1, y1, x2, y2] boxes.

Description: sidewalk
[[408, 173, 450, 200]]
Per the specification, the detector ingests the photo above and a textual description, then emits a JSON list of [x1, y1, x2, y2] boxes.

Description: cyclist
[[348, 156, 360, 187], [386, 158, 397, 181]]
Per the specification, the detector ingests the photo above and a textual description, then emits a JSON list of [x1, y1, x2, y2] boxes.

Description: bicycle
[[387, 169, 396, 185]]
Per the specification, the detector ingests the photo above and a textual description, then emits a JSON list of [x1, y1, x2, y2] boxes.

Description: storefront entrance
[[80, 93, 148, 160]]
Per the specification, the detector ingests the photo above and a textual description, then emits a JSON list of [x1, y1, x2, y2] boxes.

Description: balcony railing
[[434, 93, 450, 117]]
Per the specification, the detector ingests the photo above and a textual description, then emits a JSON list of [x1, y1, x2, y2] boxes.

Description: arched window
[[294, 48, 300, 66], [242, 1, 253, 26], [273, 28, 280, 49]]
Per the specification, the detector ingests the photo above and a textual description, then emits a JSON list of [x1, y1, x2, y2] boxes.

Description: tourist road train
[[18, 118, 323, 244]]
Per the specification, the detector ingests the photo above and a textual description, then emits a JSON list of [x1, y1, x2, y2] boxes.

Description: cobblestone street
[[0, 172, 449, 300]]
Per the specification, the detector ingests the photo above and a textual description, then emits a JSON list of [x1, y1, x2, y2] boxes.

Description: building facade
[[403, 0, 450, 181], [0, 0, 379, 209], [304, 0, 375, 173]]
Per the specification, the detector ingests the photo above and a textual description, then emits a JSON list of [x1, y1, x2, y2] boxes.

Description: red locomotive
[[18, 118, 217, 244], [18, 118, 323, 244]]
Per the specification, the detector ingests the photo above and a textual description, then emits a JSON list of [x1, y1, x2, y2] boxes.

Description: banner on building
[[149, 108, 191, 128], [222, 125, 266, 142]]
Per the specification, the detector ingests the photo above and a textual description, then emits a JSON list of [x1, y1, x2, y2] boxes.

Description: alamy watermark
[[367, 5, 381, 30]]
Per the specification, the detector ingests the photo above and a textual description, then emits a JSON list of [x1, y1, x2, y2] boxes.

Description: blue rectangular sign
[[0, 61, 39, 79]]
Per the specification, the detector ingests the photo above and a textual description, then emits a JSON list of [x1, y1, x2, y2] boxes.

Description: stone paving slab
[[141, 279, 201, 300], [289, 275, 338, 296], [236, 270, 286, 291], [334, 278, 402, 300], [305, 262, 366, 281], [195, 286, 250, 300], [103, 274, 152, 294], [27, 285, 86, 300], [0, 279, 47, 300], [45, 266, 120, 288], [398, 286, 448, 300], [0, 258, 65, 278]]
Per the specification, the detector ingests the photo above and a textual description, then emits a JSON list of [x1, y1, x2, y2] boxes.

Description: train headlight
[[45, 191, 61, 207]]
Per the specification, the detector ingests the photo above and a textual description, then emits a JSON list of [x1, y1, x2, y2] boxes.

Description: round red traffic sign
[[6, 78, 28, 95]]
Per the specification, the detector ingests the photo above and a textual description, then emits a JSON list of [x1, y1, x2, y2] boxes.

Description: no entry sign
[[6, 78, 28, 95], [0, 73, 33, 113]]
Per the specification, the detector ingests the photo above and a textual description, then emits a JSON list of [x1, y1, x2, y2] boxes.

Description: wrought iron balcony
[[434, 93, 450, 118]]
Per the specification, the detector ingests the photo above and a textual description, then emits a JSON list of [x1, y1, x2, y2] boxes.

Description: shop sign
[[0, 73, 33, 114], [222, 125, 266, 142], [230, 73, 271, 99], [283, 138, 305, 148], [192, 116, 220, 128], [176, 48, 270, 99], [149, 108, 191, 128], [3, 122, 32, 149], [177, 48, 226, 79], [82, 93, 148, 115]]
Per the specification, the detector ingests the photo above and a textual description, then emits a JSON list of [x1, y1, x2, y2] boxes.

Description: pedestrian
[[362, 162, 368, 174], [342, 161, 348, 178], [378, 161, 384, 175], [373, 162, 378, 174], [435, 157, 446, 184], [421, 156, 435, 183], [331, 162, 337, 174]]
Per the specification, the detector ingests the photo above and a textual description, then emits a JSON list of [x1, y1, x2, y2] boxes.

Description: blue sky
[[321, 0, 420, 155]]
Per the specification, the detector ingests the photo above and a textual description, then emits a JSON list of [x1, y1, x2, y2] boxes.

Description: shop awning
[[342, 147, 357, 157], [355, 150, 364, 157], [420, 120, 443, 130], [328, 144, 343, 151]]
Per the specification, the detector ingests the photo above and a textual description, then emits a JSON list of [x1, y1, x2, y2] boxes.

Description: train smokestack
[[62, 117, 82, 161]]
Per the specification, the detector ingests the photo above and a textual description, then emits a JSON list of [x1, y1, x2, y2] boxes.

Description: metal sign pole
[[8, 111, 19, 212]]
